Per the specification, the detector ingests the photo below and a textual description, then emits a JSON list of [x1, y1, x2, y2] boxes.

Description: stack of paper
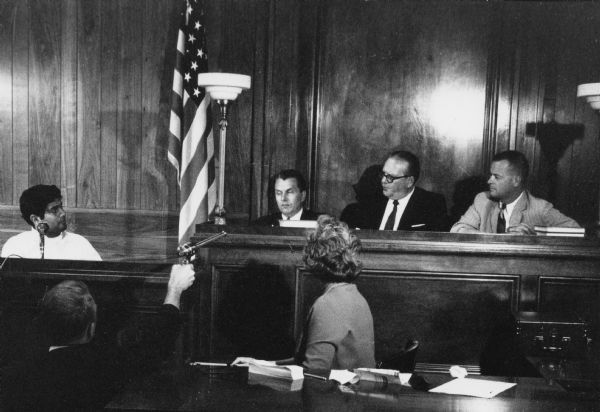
[[534, 226, 585, 237]]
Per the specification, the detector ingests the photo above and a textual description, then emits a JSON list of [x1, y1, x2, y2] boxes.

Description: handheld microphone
[[35, 221, 49, 260]]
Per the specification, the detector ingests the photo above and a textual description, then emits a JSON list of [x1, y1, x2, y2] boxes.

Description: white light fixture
[[198, 72, 251, 225], [577, 83, 600, 111]]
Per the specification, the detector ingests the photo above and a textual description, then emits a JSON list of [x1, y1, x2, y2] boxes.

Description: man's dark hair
[[492, 150, 529, 181], [275, 169, 307, 192], [303, 215, 362, 282], [19, 184, 62, 226], [38, 280, 97, 345], [387, 150, 421, 182]]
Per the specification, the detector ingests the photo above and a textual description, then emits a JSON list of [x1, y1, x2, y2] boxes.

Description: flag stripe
[[167, 0, 215, 245]]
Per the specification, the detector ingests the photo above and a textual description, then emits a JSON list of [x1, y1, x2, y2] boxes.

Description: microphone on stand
[[177, 231, 227, 263], [36, 221, 49, 260]]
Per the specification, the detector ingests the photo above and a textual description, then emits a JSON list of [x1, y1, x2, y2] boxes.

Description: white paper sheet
[[429, 378, 516, 398]]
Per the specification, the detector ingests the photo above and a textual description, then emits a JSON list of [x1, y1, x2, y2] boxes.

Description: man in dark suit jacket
[[1, 265, 195, 411], [254, 169, 320, 226], [342, 151, 448, 231]]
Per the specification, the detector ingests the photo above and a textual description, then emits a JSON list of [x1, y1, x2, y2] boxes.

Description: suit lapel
[[399, 190, 419, 229], [508, 191, 528, 227]]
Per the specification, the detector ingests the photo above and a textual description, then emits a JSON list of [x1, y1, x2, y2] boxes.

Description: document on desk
[[429, 378, 516, 398]]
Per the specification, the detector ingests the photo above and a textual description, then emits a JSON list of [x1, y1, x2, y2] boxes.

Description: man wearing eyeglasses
[[343, 151, 448, 231]]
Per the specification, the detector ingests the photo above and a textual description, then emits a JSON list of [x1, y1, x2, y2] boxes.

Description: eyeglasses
[[380, 172, 411, 183]]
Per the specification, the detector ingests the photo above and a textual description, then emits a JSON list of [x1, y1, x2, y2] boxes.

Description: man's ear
[[301, 191, 307, 203], [512, 175, 522, 187], [30, 214, 42, 226]]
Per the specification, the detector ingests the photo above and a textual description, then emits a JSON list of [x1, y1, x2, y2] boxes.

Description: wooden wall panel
[[77, 0, 102, 208], [11, 0, 30, 204], [315, 2, 493, 217], [115, 0, 142, 209], [60, 0, 78, 206], [29, 0, 62, 186], [0, 0, 14, 204], [209, 264, 297, 360], [140, 0, 180, 211], [99, 0, 120, 208]]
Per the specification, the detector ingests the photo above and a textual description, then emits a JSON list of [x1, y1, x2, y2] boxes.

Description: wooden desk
[[192, 225, 600, 373], [105, 366, 600, 411], [2, 228, 600, 374]]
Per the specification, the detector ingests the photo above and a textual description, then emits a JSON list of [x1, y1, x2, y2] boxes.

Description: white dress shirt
[[1, 228, 102, 260], [379, 189, 415, 230], [283, 208, 304, 221], [503, 191, 524, 227]]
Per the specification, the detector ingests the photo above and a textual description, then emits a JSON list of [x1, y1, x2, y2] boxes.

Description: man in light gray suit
[[451, 150, 579, 235]]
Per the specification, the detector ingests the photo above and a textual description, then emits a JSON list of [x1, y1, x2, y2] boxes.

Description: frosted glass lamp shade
[[197, 73, 251, 101], [577, 83, 600, 110]]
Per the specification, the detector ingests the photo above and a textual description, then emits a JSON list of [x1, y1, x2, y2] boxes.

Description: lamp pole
[[213, 99, 230, 224], [197, 73, 251, 225]]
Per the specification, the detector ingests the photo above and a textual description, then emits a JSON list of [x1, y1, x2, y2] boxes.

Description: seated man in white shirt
[[1, 184, 101, 260]]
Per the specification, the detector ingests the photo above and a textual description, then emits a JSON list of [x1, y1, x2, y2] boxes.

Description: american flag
[[168, 0, 216, 245]]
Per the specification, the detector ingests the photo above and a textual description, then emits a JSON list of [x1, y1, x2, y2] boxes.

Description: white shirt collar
[[283, 208, 303, 221], [502, 191, 524, 225], [379, 188, 415, 230], [30, 227, 66, 241]]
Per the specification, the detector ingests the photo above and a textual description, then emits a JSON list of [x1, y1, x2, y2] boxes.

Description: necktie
[[384, 200, 399, 230], [497, 202, 506, 233]]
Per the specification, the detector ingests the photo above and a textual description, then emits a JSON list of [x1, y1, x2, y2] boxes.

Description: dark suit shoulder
[[252, 213, 280, 227], [301, 209, 320, 220]]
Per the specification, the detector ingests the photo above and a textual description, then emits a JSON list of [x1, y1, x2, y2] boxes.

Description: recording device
[[177, 231, 227, 263]]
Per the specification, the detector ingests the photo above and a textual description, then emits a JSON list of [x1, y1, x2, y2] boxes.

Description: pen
[[304, 372, 328, 381]]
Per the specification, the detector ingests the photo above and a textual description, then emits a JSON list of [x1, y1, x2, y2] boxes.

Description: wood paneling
[[99, 0, 119, 209], [11, 0, 30, 204], [29, 0, 62, 186], [61, 0, 78, 206], [141, 0, 180, 211], [0, 0, 14, 204], [315, 2, 492, 217], [77, 0, 102, 208], [115, 0, 142, 209]]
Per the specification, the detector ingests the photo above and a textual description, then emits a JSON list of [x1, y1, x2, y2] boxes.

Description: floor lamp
[[197, 72, 251, 225]]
